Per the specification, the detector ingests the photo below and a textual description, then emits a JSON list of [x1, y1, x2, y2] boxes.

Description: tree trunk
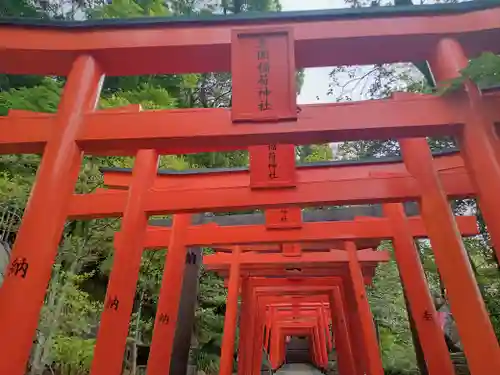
[[466, 250, 486, 297], [131, 290, 145, 375], [475, 203, 500, 272], [34, 247, 84, 375], [29, 266, 64, 375]]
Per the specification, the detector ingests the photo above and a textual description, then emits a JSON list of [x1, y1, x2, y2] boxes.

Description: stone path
[[275, 363, 324, 374]]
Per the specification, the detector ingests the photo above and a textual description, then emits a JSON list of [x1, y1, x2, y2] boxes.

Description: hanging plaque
[[265, 207, 302, 229], [249, 143, 296, 189], [231, 28, 296, 122]]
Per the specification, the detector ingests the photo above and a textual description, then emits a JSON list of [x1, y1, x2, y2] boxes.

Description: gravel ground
[[275, 364, 324, 374]]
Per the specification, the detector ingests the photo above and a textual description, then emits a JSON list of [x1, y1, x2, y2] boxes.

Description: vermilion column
[[0, 55, 103, 375], [383, 203, 455, 375], [269, 326, 279, 369], [244, 289, 257, 375], [246, 282, 258, 375], [237, 279, 251, 375], [249, 296, 259, 375], [329, 288, 356, 375], [146, 214, 192, 375], [250, 291, 266, 375], [430, 38, 500, 262], [219, 246, 241, 375], [313, 319, 323, 367], [277, 330, 285, 368], [91, 149, 158, 375], [319, 305, 332, 352], [316, 312, 328, 368], [263, 308, 273, 353], [304, 333, 310, 366], [320, 321, 329, 369], [252, 304, 266, 375], [270, 323, 282, 370], [277, 330, 285, 370], [342, 283, 367, 375], [399, 137, 500, 374], [312, 326, 322, 367], [337, 258, 368, 375], [345, 241, 384, 375]]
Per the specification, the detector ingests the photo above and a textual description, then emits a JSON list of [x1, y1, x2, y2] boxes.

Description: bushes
[[51, 336, 96, 375]]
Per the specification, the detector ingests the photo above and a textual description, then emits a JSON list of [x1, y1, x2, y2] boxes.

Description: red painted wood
[[249, 144, 297, 189], [0, 56, 103, 375], [132, 216, 478, 248], [219, 247, 241, 375], [2, 7, 500, 75], [430, 39, 500, 266], [383, 203, 455, 375], [265, 207, 302, 229], [6, 94, 500, 155], [91, 149, 158, 375], [231, 29, 296, 122], [2, 8, 500, 375], [146, 214, 192, 375], [400, 137, 500, 374]]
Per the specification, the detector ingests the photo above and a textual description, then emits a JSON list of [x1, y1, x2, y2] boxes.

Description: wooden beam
[[1, 95, 484, 155], [129, 215, 477, 248], [247, 276, 354, 287], [68, 169, 474, 218], [1, 3, 500, 75], [222, 269, 359, 279], [102, 151, 465, 192], [203, 249, 389, 266]]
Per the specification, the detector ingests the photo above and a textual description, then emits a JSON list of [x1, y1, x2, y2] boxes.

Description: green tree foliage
[[51, 335, 96, 375], [0, 0, 44, 18], [31, 269, 103, 375], [368, 243, 418, 373], [89, 0, 170, 18], [437, 51, 500, 93], [193, 263, 227, 370], [0, 77, 61, 115]]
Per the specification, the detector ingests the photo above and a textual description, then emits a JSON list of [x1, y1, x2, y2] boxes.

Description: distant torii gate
[[102, 165, 478, 375], [205, 202, 478, 375], [1, 3, 500, 375], [270, 310, 330, 370]]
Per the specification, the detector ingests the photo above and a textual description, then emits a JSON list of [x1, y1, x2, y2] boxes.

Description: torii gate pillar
[[399, 134, 500, 374], [219, 247, 242, 375], [0, 56, 104, 375], [430, 38, 500, 262]]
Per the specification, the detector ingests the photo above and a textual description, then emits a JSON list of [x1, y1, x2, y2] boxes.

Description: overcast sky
[[280, 0, 348, 104]]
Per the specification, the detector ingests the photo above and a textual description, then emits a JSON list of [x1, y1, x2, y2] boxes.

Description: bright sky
[[280, 0, 348, 104]]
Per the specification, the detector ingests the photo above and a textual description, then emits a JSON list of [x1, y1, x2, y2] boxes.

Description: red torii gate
[[208, 215, 475, 375], [102, 162, 480, 373], [267, 303, 333, 354], [229, 273, 378, 375], [250, 289, 347, 374], [270, 313, 329, 369], [211, 255, 385, 375], [102, 166, 478, 375], [267, 304, 333, 353], [1, 3, 500, 375], [204, 186, 481, 375]]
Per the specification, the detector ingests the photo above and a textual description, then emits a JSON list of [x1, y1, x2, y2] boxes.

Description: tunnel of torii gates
[[101, 157, 479, 375], [1, 1, 500, 375]]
